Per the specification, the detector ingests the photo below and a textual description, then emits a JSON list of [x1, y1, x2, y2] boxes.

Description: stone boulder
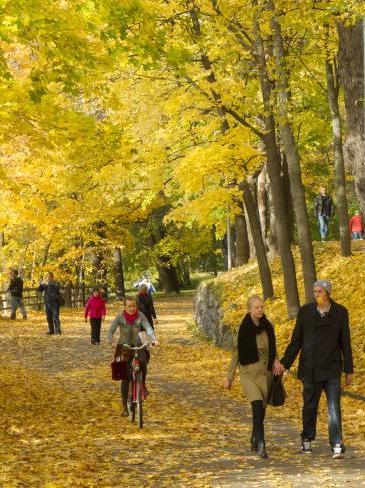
[[193, 281, 234, 350]]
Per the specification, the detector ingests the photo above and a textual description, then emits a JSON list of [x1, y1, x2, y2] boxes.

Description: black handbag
[[268, 375, 286, 407]]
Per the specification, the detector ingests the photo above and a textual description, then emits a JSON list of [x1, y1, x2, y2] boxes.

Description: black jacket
[[8, 277, 23, 298], [38, 281, 61, 305], [314, 194, 334, 218], [281, 300, 354, 382], [136, 293, 156, 320]]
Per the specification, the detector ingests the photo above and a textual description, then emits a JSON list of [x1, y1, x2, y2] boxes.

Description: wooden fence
[[0, 284, 120, 315]]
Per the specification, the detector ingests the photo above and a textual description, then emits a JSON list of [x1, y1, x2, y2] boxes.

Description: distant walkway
[[0, 297, 364, 487]]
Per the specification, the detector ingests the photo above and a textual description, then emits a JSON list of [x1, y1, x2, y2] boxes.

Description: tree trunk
[[281, 153, 295, 243], [338, 21, 365, 215], [0, 231, 5, 272], [226, 215, 233, 270], [114, 247, 126, 298], [268, 1, 316, 303], [266, 180, 279, 257], [235, 203, 250, 266], [252, 16, 300, 316], [257, 165, 268, 242], [158, 264, 180, 293], [211, 226, 218, 276], [240, 180, 274, 300], [326, 59, 351, 256], [42, 239, 52, 267]]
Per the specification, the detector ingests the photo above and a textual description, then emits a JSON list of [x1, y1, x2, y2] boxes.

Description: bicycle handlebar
[[121, 343, 152, 350]]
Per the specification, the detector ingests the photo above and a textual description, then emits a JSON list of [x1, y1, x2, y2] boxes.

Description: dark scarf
[[237, 313, 276, 370], [124, 310, 139, 324]]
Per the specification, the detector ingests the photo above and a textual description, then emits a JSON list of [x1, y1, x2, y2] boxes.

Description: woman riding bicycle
[[108, 296, 157, 416]]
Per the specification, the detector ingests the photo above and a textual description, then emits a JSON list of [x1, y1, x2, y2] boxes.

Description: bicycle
[[121, 343, 151, 429]]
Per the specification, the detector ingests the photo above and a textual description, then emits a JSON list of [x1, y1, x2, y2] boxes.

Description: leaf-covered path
[[1, 296, 365, 487]]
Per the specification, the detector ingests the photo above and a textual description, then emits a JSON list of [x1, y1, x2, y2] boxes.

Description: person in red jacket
[[84, 287, 107, 344], [348, 211, 364, 240]]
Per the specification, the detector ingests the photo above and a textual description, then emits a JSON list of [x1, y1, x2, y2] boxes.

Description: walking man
[[8, 269, 27, 320], [314, 187, 334, 241], [275, 280, 354, 459], [38, 272, 62, 335]]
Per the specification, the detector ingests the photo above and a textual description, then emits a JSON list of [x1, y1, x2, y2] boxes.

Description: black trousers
[[302, 378, 343, 448], [90, 318, 102, 343]]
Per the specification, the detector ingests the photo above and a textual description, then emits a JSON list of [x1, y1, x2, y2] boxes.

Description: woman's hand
[[272, 359, 285, 376], [224, 379, 232, 390]]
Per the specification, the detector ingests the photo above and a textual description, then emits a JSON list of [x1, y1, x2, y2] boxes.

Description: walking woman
[[224, 295, 281, 458]]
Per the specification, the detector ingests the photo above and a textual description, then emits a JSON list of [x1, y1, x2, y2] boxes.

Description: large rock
[[193, 281, 234, 350]]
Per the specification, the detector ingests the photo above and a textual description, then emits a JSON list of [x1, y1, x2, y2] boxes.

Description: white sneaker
[[332, 444, 344, 459], [302, 440, 312, 453]]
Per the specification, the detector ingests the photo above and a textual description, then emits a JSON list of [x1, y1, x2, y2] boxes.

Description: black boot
[[251, 400, 268, 459], [250, 431, 258, 451]]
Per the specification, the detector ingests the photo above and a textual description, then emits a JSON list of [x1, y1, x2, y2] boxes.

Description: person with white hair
[[276, 280, 354, 459], [224, 295, 282, 459]]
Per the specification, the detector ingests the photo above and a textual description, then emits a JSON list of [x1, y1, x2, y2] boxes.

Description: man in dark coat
[[314, 186, 334, 241], [277, 280, 354, 459], [38, 272, 62, 335], [8, 269, 27, 320]]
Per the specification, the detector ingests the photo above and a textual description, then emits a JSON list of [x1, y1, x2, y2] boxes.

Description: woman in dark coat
[[224, 295, 281, 458], [136, 284, 157, 328]]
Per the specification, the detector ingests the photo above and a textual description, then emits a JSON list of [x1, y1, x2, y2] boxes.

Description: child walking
[[84, 287, 106, 344]]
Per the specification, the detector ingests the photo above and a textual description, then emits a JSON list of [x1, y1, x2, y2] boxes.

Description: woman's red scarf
[[124, 310, 139, 324]]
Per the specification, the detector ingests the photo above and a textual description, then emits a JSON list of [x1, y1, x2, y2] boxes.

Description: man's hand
[[224, 379, 232, 390], [344, 373, 354, 388], [152, 340, 159, 346], [272, 360, 285, 376], [84, 318, 88, 323]]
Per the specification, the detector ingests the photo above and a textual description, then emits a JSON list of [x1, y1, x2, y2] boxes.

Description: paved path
[[0, 296, 364, 487]]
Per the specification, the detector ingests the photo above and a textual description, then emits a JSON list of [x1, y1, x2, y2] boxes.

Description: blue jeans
[[45, 302, 61, 333], [318, 215, 329, 240], [352, 231, 362, 240], [302, 378, 343, 450], [10, 296, 27, 319]]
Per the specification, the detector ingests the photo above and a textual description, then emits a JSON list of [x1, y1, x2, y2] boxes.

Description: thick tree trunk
[[240, 180, 274, 300], [338, 21, 365, 215], [158, 263, 180, 293], [252, 17, 300, 316], [281, 153, 295, 243], [326, 59, 351, 256], [235, 203, 250, 266], [268, 2, 316, 303], [114, 247, 126, 298]]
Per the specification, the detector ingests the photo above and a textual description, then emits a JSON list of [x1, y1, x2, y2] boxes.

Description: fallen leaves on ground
[[0, 295, 364, 487]]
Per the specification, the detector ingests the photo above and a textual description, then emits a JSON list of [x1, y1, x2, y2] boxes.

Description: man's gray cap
[[313, 279, 332, 294]]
